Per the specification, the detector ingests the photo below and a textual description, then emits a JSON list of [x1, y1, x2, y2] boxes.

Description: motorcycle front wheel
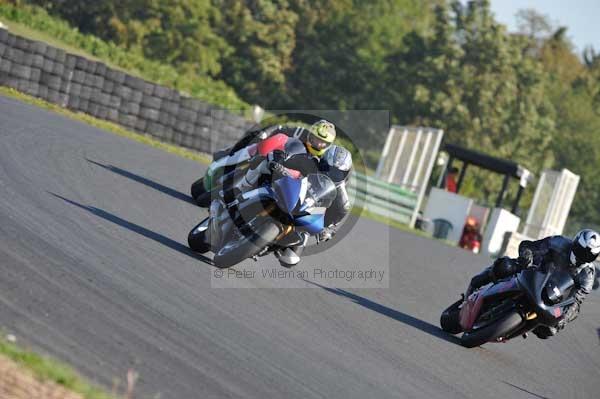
[[188, 217, 211, 253], [440, 299, 463, 334], [213, 218, 281, 269], [460, 311, 522, 348]]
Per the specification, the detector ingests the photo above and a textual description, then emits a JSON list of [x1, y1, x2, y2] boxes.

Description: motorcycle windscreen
[[273, 176, 302, 213], [303, 174, 337, 209]]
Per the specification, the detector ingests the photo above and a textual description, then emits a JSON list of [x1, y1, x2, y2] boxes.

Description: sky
[[489, 0, 600, 52]]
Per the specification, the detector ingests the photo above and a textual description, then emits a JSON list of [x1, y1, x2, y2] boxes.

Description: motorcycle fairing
[[294, 213, 325, 235], [459, 279, 519, 331], [459, 291, 485, 331], [273, 176, 302, 213], [257, 133, 288, 156]]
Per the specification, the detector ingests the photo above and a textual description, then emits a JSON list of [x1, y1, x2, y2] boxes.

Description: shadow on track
[[49, 192, 214, 266], [502, 381, 550, 399], [304, 280, 461, 345], [86, 158, 196, 205]]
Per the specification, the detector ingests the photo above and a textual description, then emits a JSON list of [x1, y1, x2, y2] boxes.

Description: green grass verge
[[352, 207, 430, 237], [1, 18, 107, 64], [0, 335, 114, 399], [0, 86, 211, 165]]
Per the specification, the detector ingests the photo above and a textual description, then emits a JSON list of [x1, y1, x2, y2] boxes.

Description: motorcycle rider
[[466, 229, 599, 339], [216, 120, 344, 267]]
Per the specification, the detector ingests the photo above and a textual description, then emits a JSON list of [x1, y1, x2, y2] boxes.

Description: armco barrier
[[348, 172, 418, 225], [0, 28, 253, 153]]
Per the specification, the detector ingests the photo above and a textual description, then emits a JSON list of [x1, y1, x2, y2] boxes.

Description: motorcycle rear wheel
[[460, 311, 522, 348], [213, 219, 281, 269]]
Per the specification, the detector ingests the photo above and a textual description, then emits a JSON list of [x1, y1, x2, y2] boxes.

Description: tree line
[[9, 0, 600, 230]]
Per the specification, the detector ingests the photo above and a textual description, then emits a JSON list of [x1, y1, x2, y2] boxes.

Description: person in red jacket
[[445, 167, 459, 193]]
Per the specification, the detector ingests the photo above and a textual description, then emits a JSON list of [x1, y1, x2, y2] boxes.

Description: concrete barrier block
[[119, 114, 138, 128], [177, 108, 197, 123], [74, 56, 88, 71], [10, 64, 32, 80], [6, 48, 24, 63], [80, 85, 93, 100], [54, 49, 66, 64], [30, 67, 41, 82], [141, 81, 155, 96], [135, 118, 147, 132], [72, 69, 86, 84], [0, 42, 6, 57], [40, 72, 61, 91], [31, 53, 44, 69], [51, 61, 64, 76], [107, 108, 119, 123], [37, 85, 47, 99], [22, 52, 34, 66], [42, 58, 54, 73], [102, 79, 114, 94], [95, 62, 107, 77], [0, 28, 8, 43], [0, 59, 11, 75], [125, 75, 144, 91], [140, 108, 160, 121], [78, 99, 89, 112], [67, 96, 80, 109], [69, 82, 82, 97], [141, 95, 162, 110], [88, 102, 99, 116], [152, 85, 170, 99], [131, 90, 143, 103], [110, 69, 127, 85], [114, 85, 132, 100], [161, 100, 179, 115], [30, 41, 47, 55], [4, 32, 16, 47], [96, 105, 109, 120], [85, 60, 97, 74], [123, 101, 140, 115], [15, 37, 32, 51], [47, 89, 60, 104], [108, 95, 121, 109]]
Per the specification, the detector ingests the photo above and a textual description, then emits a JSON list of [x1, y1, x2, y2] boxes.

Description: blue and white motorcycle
[[188, 173, 337, 268]]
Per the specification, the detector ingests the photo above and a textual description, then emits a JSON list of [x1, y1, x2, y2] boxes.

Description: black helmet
[[570, 229, 600, 265]]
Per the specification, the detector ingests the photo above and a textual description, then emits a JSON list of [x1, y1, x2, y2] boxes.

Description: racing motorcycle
[[188, 172, 337, 268], [440, 264, 576, 347]]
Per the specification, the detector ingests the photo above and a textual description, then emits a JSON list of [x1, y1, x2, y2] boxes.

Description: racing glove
[[517, 248, 534, 270]]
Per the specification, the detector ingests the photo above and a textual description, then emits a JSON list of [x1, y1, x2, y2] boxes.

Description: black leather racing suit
[[467, 236, 596, 339]]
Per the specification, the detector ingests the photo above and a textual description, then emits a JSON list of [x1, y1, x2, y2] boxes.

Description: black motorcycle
[[441, 265, 576, 348]]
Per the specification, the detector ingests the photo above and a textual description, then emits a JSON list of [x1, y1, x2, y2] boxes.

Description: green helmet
[[307, 120, 336, 157]]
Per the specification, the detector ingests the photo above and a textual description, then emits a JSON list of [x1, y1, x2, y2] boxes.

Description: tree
[[217, 0, 299, 105]]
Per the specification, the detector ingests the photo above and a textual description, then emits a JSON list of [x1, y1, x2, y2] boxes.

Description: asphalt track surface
[[0, 94, 599, 399]]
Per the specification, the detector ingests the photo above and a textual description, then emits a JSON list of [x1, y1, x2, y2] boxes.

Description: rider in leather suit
[[466, 230, 598, 339]]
